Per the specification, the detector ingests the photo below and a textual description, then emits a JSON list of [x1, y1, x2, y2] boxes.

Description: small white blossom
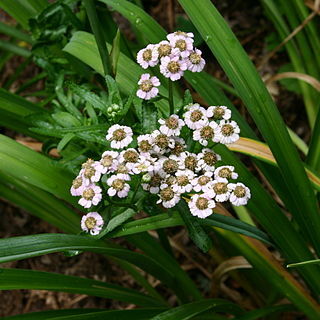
[[170, 137, 187, 155], [188, 193, 215, 219], [197, 148, 221, 171], [137, 134, 154, 155], [172, 169, 195, 193], [132, 154, 155, 174], [142, 171, 166, 194], [193, 121, 219, 146], [214, 166, 238, 180], [107, 174, 130, 198], [70, 176, 85, 196], [180, 151, 200, 172], [94, 151, 119, 174], [157, 186, 180, 208], [151, 130, 175, 154], [137, 44, 158, 69], [187, 49, 205, 72], [192, 172, 213, 192], [79, 159, 101, 186], [167, 31, 194, 42], [229, 182, 251, 206], [78, 185, 102, 208], [119, 148, 140, 171], [154, 40, 172, 59], [184, 104, 209, 130], [169, 36, 193, 58], [159, 114, 185, 136], [160, 55, 187, 81], [136, 73, 160, 100], [106, 124, 133, 149], [215, 120, 240, 145], [207, 106, 231, 120], [154, 155, 182, 176], [81, 212, 104, 235], [208, 178, 232, 202]]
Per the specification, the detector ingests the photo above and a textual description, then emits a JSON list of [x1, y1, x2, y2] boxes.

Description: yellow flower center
[[85, 217, 96, 229], [113, 129, 126, 141], [140, 80, 153, 92], [221, 124, 234, 136], [196, 197, 209, 210], [83, 188, 94, 200], [158, 44, 171, 57], [234, 186, 246, 198], [213, 182, 228, 195], [189, 52, 201, 64], [142, 49, 152, 61], [167, 61, 180, 73]]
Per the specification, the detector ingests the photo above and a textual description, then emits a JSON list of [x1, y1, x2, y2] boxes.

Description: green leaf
[[150, 299, 243, 320], [105, 74, 123, 107], [287, 259, 320, 268], [2, 308, 167, 320], [0, 21, 32, 43], [0, 268, 161, 307], [110, 28, 121, 76], [57, 132, 75, 152], [176, 200, 213, 253], [142, 101, 158, 133], [52, 112, 82, 128]]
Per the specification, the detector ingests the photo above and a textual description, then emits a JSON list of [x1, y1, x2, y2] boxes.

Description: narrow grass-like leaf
[[178, 0, 320, 256], [150, 299, 243, 320], [0, 268, 161, 307], [287, 259, 320, 268], [0, 21, 32, 43]]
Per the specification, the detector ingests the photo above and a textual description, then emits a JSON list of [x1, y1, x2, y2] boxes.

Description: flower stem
[[168, 79, 174, 115]]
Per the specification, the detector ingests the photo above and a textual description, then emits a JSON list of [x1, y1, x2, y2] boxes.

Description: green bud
[[112, 103, 120, 111], [142, 173, 151, 183]]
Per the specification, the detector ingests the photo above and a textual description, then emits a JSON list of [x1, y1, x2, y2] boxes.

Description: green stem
[[168, 79, 174, 115], [306, 106, 320, 171], [131, 175, 142, 204], [83, 0, 112, 77]]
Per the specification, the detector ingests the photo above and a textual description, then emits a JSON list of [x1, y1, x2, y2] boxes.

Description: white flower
[[172, 169, 195, 193], [192, 172, 213, 192], [188, 194, 215, 219], [78, 185, 102, 208], [79, 159, 101, 186], [132, 154, 155, 174], [151, 130, 175, 154], [81, 212, 104, 235], [70, 176, 85, 196], [214, 166, 238, 180], [187, 49, 205, 72], [167, 31, 194, 42], [154, 40, 172, 59], [137, 44, 159, 69], [114, 163, 133, 181], [94, 151, 119, 174], [215, 120, 240, 145], [137, 134, 154, 155], [107, 174, 130, 198], [157, 186, 180, 208], [160, 55, 187, 81], [119, 148, 140, 171], [106, 124, 133, 149], [142, 171, 166, 194], [207, 106, 231, 120], [154, 155, 182, 176], [229, 182, 251, 206], [193, 121, 219, 146], [170, 137, 187, 156], [208, 178, 232, 202], [180, 151, 200, 172], [136, 73, 160, 100], [159, 114, 185, 136], [197, 148, 221, 171], [169, 36, 193, 58], [183, 104, 209, 130]]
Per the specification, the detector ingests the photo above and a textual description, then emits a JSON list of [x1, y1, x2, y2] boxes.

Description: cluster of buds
[[71, 103, 251, 235], [136, 31, 205, 100]]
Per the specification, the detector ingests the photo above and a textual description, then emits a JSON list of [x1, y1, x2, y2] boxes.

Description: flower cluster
[[136, 31, 205, 100], [71, 103, 250, 234]]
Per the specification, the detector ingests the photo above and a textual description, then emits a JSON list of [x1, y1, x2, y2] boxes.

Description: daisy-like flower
[[70, 176, 85, 196], [180, 151, 199, 172], [155, 155, 182, 176], [188, 193, 215, 219], [107, 174, 130, 198], [187, 49, 205, 72], [81, 212, 104, 235], [106, 124, 133, 149], [157, 186, 180, 208], [214, 165, 238, 180], [136, 74, 160, 100], [170, 137, 187, 156], [215, 120, 240, 145], [142, 171, 165, 194], [229, 182, 251, 206], [159, 114, 185, 136], [137, 44, 158, 69], [151, 130, 175, 154], [160, 55, 187, 81], [137, 134, 154, 155], [132, 154, 155, 174], [192, 172, 213, 192], [114, 163, 132, 181], [198, 148, 221, 171], [80, 159, 101, 186], [167, 31, 194, 42], [79, 185, 102, 208], [154, 40, 172, 59], [208, 178, 232, 202], [184, 104, 209, 130], [172, 169, 195, 193], [170, 36, 193, 58], [207, 106, 231, 120], [119, 148, 140, 171], [94, 151, 118, 175], [193, 121, 219, 146]]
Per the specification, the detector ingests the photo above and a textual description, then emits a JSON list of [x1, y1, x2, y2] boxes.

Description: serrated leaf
[[52, 112, 82, 128]]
